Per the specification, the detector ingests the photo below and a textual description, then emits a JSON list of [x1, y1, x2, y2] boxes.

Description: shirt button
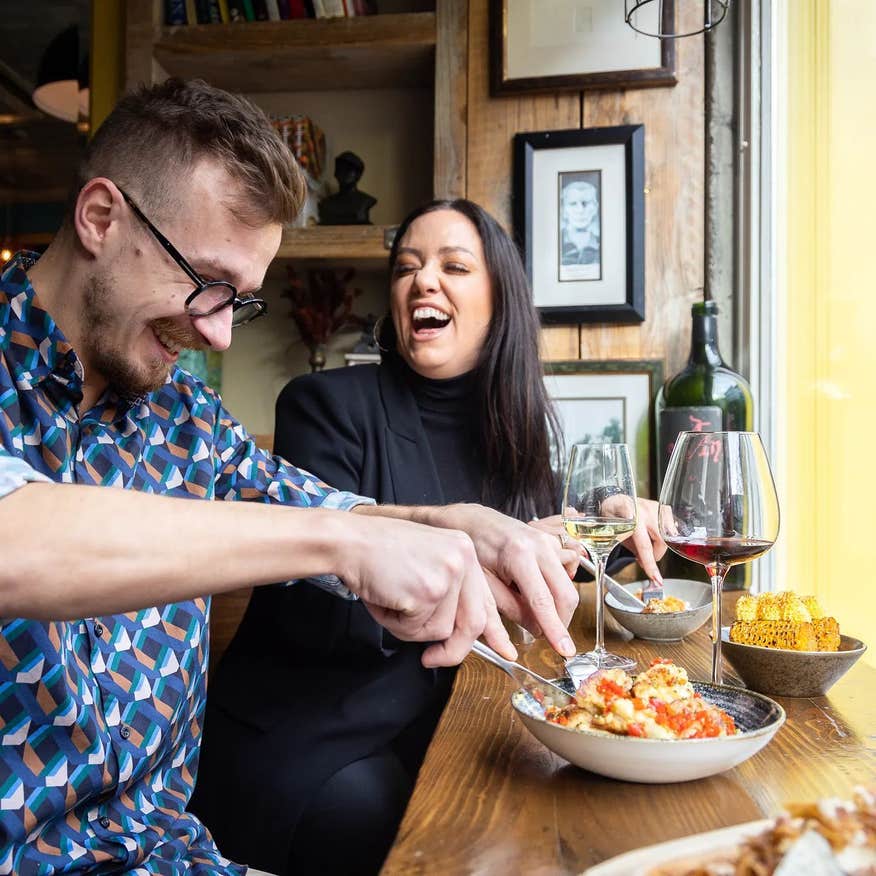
[[119, 725, 131, 740], [94, 623, 104, 638], [99, 816, 110, 829]]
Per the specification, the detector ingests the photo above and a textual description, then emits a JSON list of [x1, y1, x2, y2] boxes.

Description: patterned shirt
[[0, 253, 369, 874]]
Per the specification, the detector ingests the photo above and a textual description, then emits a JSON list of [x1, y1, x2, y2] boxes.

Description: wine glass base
[[565, 651, 637, 688]]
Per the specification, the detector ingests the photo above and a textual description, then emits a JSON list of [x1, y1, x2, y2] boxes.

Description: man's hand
[[339, 512, 516, 668], [421, 505, 580, 657]]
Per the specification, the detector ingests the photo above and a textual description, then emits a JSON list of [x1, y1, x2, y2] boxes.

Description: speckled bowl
[[605, 579, 712, 642], [512, 677, 785, 783], [720, 627, 867, 698]]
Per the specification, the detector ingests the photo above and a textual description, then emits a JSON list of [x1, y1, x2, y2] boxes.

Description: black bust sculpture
[[318, 151, 377, 226]]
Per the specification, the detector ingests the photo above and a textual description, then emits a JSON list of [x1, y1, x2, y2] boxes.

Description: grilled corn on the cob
[[731, 592, 840, 651], [729, 620, 817, 651]]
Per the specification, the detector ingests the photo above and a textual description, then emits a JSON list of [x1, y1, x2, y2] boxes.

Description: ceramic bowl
[[512, 678, 785, 783], [605, 579, 712, 642], [720, 627, 867, 697]]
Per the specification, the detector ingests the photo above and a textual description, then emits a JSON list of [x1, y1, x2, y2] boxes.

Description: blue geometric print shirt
[[0, 253, 368, 874]]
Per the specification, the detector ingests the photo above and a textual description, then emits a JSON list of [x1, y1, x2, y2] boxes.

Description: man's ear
[[74, 178, 124, 258]]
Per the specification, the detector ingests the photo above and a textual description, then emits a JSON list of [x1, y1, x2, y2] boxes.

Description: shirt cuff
[[317, 490, 375, 512], [286, 491, 375, 599], [0, 455, 51, 500]]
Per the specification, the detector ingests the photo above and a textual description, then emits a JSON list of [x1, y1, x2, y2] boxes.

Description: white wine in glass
[[658, 431, 780, 684], [562, 443, 638, 678]]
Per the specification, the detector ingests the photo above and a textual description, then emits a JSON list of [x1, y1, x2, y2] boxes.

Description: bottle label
[[658, 406, 724, 485]]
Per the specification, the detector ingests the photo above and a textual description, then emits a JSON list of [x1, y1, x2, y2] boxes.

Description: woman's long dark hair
[[382, 199, 563, 521]]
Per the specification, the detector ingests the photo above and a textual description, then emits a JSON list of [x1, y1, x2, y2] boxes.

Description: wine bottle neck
[[689, 314, 725, 366]]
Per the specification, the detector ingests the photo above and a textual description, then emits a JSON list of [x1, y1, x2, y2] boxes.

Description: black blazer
[[193, 360, 456, 865]]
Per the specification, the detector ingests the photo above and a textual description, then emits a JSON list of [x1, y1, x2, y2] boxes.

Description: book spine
[[241, 0, 257, 19], [217, 0, 230, 22], [206, 0, 223, 22], [165, 0, 187, 24], [314, 0, 345, 17], [276, 0, 291, 18], [184, 0, 198, 24]]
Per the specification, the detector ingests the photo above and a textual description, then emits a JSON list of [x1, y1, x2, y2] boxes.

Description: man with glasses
[[0, 79, 579, 874]]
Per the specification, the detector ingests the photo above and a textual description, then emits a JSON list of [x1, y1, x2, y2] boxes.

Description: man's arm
[[352, 502, 580, 657], [0, 480, 514, 666]]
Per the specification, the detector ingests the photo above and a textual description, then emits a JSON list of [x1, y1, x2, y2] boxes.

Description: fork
[[470, 640, 573, 708], [640, 577, 665, 604]]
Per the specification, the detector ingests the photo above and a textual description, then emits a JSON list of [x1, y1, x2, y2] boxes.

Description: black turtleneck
[[399, 358, 484, 506]]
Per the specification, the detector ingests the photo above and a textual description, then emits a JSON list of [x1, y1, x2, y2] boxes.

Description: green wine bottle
[[655, 300, 754, 487], [655, 300, 754, 588]]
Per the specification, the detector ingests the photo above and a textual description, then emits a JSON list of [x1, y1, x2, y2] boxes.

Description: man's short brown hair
[[70, 78, 305, 227]]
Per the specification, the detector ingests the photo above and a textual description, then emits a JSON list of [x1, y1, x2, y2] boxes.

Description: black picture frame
[[490, 0, 677, 97], [514, 125, 646, 325], [544, 359, 663, 498]]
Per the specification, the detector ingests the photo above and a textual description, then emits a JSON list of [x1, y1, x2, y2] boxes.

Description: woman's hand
[[601, 495, 667, 584], [527, 514, 585, 578]]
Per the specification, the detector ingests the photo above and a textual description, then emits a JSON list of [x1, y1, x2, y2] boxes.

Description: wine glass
[[658, 431, 780, 684], [562, 442, 638, 677]]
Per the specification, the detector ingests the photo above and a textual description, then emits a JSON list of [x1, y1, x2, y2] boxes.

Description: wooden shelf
[[154, 13, 436, 92], [278, 224, 395, 262]]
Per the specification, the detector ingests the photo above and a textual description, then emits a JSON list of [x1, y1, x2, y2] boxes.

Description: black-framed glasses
[[118, 188, 267, 328]]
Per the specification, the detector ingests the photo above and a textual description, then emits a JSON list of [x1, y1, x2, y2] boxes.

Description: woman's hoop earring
[[372, 315, 389, 352]]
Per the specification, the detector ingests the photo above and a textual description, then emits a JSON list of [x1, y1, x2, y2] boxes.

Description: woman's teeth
[[412, 307, 451, 330]]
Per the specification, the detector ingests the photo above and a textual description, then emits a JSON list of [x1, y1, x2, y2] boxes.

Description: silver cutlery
[[470, 640, 573, 708], [578, 556, 647, 610]]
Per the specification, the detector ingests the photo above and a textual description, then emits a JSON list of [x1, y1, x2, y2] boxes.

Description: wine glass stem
[[592, 551, 608, 656], [706, 563, 728, 684]]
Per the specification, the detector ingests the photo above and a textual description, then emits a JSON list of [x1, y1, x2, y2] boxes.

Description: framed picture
[[514, 125, 645, 324], [490, 0, 676, 96], [544, 359, 663, 498]]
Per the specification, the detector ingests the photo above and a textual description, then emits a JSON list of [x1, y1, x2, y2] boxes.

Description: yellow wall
[[779, 0, 876, 664]]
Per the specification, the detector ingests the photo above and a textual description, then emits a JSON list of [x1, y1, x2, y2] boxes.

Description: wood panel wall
[[465, 0, 706, 378]]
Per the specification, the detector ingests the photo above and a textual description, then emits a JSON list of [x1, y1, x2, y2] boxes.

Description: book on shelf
[[286, 0, 310, 16], [184, 0, 198, 24], [225, 0, 246, 19], [312, 0, 346, 17], [265, 0, 281, 18], [165, 0, 187, 24], [217, 0, 231, 21]]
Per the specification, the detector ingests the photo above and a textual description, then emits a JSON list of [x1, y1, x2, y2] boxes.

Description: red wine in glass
[[663, 537, 775, 567], [658, 431, 780, 684]]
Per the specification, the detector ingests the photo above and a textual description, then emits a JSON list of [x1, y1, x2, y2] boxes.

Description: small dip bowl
[[605, 579, 712, 642]]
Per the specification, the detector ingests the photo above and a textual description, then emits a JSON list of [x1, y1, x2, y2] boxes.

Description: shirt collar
[[1, 252, 85, 400]]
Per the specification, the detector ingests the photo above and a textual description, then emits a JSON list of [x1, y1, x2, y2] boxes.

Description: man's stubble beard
[[80, 271, 204, 399]]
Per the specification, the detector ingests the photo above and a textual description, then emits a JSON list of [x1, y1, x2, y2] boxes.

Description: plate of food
[[583, 786, 876, 874], [721, 591, 866, 697], [512, 659, 784, 783]]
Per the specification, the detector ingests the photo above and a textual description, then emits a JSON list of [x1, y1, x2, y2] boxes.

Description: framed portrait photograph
[[544, 359, 663, 497], [514, 125, 645, 324], [490, 0, 677, 96]]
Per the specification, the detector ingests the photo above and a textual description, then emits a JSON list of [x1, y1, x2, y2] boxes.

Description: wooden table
[[382, 585, 876, 874]]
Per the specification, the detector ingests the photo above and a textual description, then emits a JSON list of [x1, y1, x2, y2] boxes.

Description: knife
[[578, 556, 646, 611]]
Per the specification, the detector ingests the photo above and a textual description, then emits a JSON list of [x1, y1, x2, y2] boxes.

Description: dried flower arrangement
[[282, 265, 367, 371]]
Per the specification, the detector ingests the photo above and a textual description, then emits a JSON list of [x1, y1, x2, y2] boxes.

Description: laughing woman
[[192, 200, 653, 875]]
